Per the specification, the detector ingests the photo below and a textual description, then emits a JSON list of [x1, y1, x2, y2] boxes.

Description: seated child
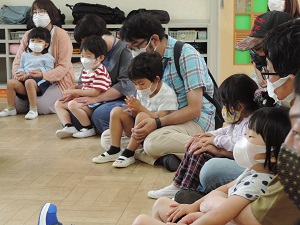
[[0, 27, 54, 120], [148, 74, 259, 199], [55, 35, 111, 138], [133, 107, 291, 225], [92, 52, 178, 168]]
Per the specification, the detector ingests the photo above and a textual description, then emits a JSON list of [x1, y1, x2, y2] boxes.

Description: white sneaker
[[92, 151, 121, 163], [147, 184, 180, 199], [0, 108, 17, 117], [25, 110, 38, 120], [112, 156, 135, 168], [72, 128, 96, 138], [55, 126, 78, 139]]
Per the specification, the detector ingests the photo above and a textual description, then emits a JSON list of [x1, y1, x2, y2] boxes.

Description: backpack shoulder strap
[[174, 41, 185, 80], [173, 41, 220, 109]]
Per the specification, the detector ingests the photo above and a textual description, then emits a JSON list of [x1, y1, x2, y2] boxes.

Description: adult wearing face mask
[[100, 13, 215, 171], [8, 0, 74, 115], [175, 11, 296, 203]]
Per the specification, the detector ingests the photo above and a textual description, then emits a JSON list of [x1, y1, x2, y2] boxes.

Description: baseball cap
[[235, 11, 294, 51]]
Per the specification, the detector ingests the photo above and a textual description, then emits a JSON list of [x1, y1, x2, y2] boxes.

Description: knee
[[68, 100, 78, 111], [110, 106, 124, 118], [24, 79, 35, 88], [132, 214, 149, 225], [152, 197, 170, 212], [54, 100, 62, 109], [135, 112, 149, 123], [7, 79, 18, 88]]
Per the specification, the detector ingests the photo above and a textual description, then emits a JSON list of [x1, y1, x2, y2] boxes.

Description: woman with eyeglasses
[[4, 0, 75, 116]]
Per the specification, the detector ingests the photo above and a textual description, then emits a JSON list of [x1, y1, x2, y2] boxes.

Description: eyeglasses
[[261, 72, 289, 80], [32, 10, 47, 16], [128, 38, 148, 51]]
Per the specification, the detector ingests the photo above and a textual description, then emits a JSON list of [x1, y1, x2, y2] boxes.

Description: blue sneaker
[[38, 203, 62, 225]]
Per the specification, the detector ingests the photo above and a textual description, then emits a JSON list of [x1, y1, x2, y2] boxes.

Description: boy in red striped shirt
[[55, 35, 111, 139]]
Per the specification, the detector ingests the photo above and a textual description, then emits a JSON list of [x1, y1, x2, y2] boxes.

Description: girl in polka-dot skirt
[[136, 107, 291, 225]]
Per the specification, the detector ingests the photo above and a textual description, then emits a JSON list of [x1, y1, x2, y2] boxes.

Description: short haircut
[[74, 14, 111, 44], [264, 19, 300, 76], [80, 35, 107, 58], [127, 52, 163, 82], [248, 107, 291, 173], [27, 27, 51, 54], [120, 13, 165, 42], [31, 0, 60, 25], [219, 74, 259, 115]]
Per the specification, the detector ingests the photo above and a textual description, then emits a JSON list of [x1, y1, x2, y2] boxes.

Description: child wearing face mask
[[0, 27, 54, 120], [54, 35, 111, 138], [92, 52, 178, 168], [148, 74, 259, 200], [135, 107, 291, 225]]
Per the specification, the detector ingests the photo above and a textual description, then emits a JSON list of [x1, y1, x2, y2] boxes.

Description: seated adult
[[100, 13, 215, 171], [66, 14, 135, 134], [193, 11, 296, 196], [11, 0, 74, 115]]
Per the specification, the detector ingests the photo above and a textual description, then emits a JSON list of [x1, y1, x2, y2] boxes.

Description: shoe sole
[[92, 152, 121, 164], [147, 191, 177, 199], [72, 132, 96, 138], [112, 159, 135, 168], [25, 116, 38, 120], [55, 130, 74, 139], [38, 203, 50, 225]]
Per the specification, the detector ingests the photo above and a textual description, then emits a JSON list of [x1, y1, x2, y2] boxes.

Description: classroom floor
[[0, 101, 174, 225]]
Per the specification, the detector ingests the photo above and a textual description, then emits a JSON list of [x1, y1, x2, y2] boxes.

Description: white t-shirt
[[136, 82, 178, 112]]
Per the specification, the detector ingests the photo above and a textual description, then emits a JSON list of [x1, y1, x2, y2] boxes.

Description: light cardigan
[[12, 26, 75, 92]]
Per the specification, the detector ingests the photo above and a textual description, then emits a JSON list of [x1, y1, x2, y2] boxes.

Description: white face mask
[[81, 58, 98, 70], [136, 82, 158, 97], [233, 137, 266, 169], [131, 38, 152, 58], [29, 42, 44, 53], [33, 13, 51, 28], [268, 0, 285, 11], [267, 76, 295, 107]]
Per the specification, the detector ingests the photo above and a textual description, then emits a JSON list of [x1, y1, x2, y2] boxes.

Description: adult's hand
[[131, 118, 157, 143], [14, 71, 26, 81], [74, 96, 97, 106], [58, 94, 77, 103]]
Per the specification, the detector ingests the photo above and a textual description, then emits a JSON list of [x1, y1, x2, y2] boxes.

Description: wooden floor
[[0, 101, 174, 225]]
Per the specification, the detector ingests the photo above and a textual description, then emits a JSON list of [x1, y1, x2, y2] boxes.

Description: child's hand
[[124, 95, 144, 112], [166, 203, 196, 223], [177, 212, 204, 225], [28, 69, 43, 78], [193, 144, 222, 156]]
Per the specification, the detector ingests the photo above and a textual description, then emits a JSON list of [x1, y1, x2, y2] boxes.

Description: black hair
[[248, 107, 291, 173], [127, 52, 163, 82], [27, 27, 51, 54], [31, 0, 60, 25], [74, 14, 111, 45], [264, 19, 300, 76], [120, 13, 165, 42], [80, 35, 107, 58], [219, 74, 259, 117]]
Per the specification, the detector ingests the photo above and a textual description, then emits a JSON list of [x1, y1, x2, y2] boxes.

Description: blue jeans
[[91, 99, 125, 134], [197, 158, 245, 194]]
